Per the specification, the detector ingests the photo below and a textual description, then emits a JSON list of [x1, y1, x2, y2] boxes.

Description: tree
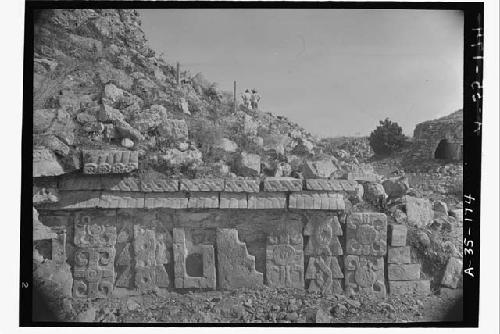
[[369, 118, 406, 156]]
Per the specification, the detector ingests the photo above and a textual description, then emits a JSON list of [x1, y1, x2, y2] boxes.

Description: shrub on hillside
[[369, 118, 407, 156]]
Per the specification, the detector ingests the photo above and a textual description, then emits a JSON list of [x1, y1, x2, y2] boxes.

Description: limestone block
[[304, 215, 343, 256], [345, 213, 387, 256], [390, 224, 407, 247], [173, 228, 216, 289], [115, 243, 133, 288], [347, 172, 379, 183], [72, 247, 116, 298], [441, 257, 463, 289], [404, 195, 434, 227], [362, 182, 388, 205], [388, 264, 421, 281], [387, 246, 411, 264], [59, 175, 102, 191], [82, 150, 138, 174], [216, 228, 263, 290], [157, 119, 188, 141], [236, 152, 261, 177], [433, 201, 449, 217], [188, 192, 219, 209], [302, 159, 337, 179], [224, 179, 260, 192], [144, 193, 188, 209], [344, 255, 386, 298], [248, 192, 286, 209], [101, 176, 140, 191], [99, 192, 145, 209], [389, 280, 430, 295], [33, 208, 57, 241], [33, 148, 65, 177], [382, 177, 409, 199], [140, 179, 179, 192], [266, 228, 304, 289], [305, 256, 344, 295], [180, 179, 224, 192], [305, 179, 344, 192], [74, 219, 117, 248], [288, 192, 345, 210], [55, 191, 101, 209], [33, 185, 59, 204], [219, 193, 248, 209], [263, 177, 303, 192]]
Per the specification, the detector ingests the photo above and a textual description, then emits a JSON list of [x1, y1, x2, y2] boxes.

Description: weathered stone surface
[[59, 175, 102, 190], [53, 191, 101, 210], [304, 215, 343, 256], [344, 255, 386, 298], [387, 246, 411, 264], [99, 192, 145, 209], [390, 224, 407, 247], [305, 179, 344, 192], [345, 213, 387, 256], [33, 208, 58, 241], [266, 228, 304, 289], [389, 280, 431, 295], [382, 177, 409, 199], [82, 150, 139, 174], [248, 192, 286, 209], [140, 179, 179, 192], [157, 119, 188, 140], [74, 218, 117, 248], [33, 148, 65, 177], [158, 148, 203, 168], [236, 152, 261, 177], [224, 179, 260, 192], [288, 192, 345, 210], [263, 177, 303, 192], [173, 228, 216, 289], [188, 192, 219, 209], [441, 257, 463, 289], [144, 193, 188, 209], [302, 159, 337, 179], [180, 179, 224, 192], [101, 176, 140, 192], [363, 182, 388, 205], [33, 184, 59, 204], [433, 201, 449, 216], [404, 195, 434, 227], [388, 264, 421, 281], [219, 193, 248, 209], [216, 228, 263, 289], [305, 256, 344, 295], [347, 172, 379, 183], [72, 247, 116, 298]]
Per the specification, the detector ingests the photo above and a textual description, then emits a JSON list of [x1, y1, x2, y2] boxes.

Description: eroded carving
[[345, 213, 387, 256], [266, 229, 304, 289], [344, 255, 386, 298], [305, 255, 344, 295]]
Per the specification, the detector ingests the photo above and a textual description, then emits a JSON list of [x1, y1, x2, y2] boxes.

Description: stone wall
[[34, 174, 429, 299]]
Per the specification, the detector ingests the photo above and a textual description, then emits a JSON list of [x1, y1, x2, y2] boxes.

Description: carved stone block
[[387, 246, 411, 264], [56, 191, 101, 210], [216, 228, 263, 289], [33, 183, 59, 204], [73, 247, 116, 298], [344, 255, 386, 298], [33, 148, 64, 177], [288, 192, 345, 210], [224, 179, 260, 192], [305, 179, 358, 193], [305, 256, 344, 295], [387, 264, 421, 281], [219, 193, 248, 209], [144, 193, 188, 209], [140, 179, 179, 192], [263, 177, 303, 192], [101, 176, 140, 191], [389, 224, 407, 247], [99, 192, 145, 209], [187, 192, 219, 209], [266, 229, 304, 289], [248, 192, 286, 209], [304, 215, 343, 256], [74, 220, 117, 248], [180, 179, 224, 192], [82, 150, 138, 174], [173, 228, 216, 289], [345, 213, 387, 256], [347, 172, 379, 183], [59, 175, 102, 191]]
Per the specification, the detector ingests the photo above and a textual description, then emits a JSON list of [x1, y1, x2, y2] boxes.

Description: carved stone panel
[[72, 247, 116, 298], [304, 215, 343, 256], [173, 228, 216, 289], [305, 256, 344, 295], [216, 228, 263, 290], [344, 255, 386, 298], [345, 213, 387, 256], [266, 229, 304, 289]]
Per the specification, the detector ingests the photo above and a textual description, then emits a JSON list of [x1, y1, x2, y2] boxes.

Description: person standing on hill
[[241, 89, 251, 109], [251, 89, 261, 110]]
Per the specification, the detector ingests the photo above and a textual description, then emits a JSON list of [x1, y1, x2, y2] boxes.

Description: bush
[[369, 118, 407, 156]]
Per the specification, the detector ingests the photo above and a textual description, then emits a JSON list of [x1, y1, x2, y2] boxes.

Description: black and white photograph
[[12, 0, 495, 329]]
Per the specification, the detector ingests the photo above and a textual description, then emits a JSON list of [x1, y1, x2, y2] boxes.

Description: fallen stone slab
[[302, 159, 337, 179]]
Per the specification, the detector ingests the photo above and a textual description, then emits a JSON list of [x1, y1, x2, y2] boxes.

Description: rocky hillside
[[34, 9, 363, 180]]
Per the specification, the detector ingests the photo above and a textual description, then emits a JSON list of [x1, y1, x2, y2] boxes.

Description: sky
[[139, 9, 463, 137]]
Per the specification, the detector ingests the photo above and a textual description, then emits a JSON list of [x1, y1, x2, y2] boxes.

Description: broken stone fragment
[[404, 195, 434, 227], [33, 147, 65, 177], [441, 257, 463, 289], [302, 159, 337, 179], [236, 152, 261, 177]]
